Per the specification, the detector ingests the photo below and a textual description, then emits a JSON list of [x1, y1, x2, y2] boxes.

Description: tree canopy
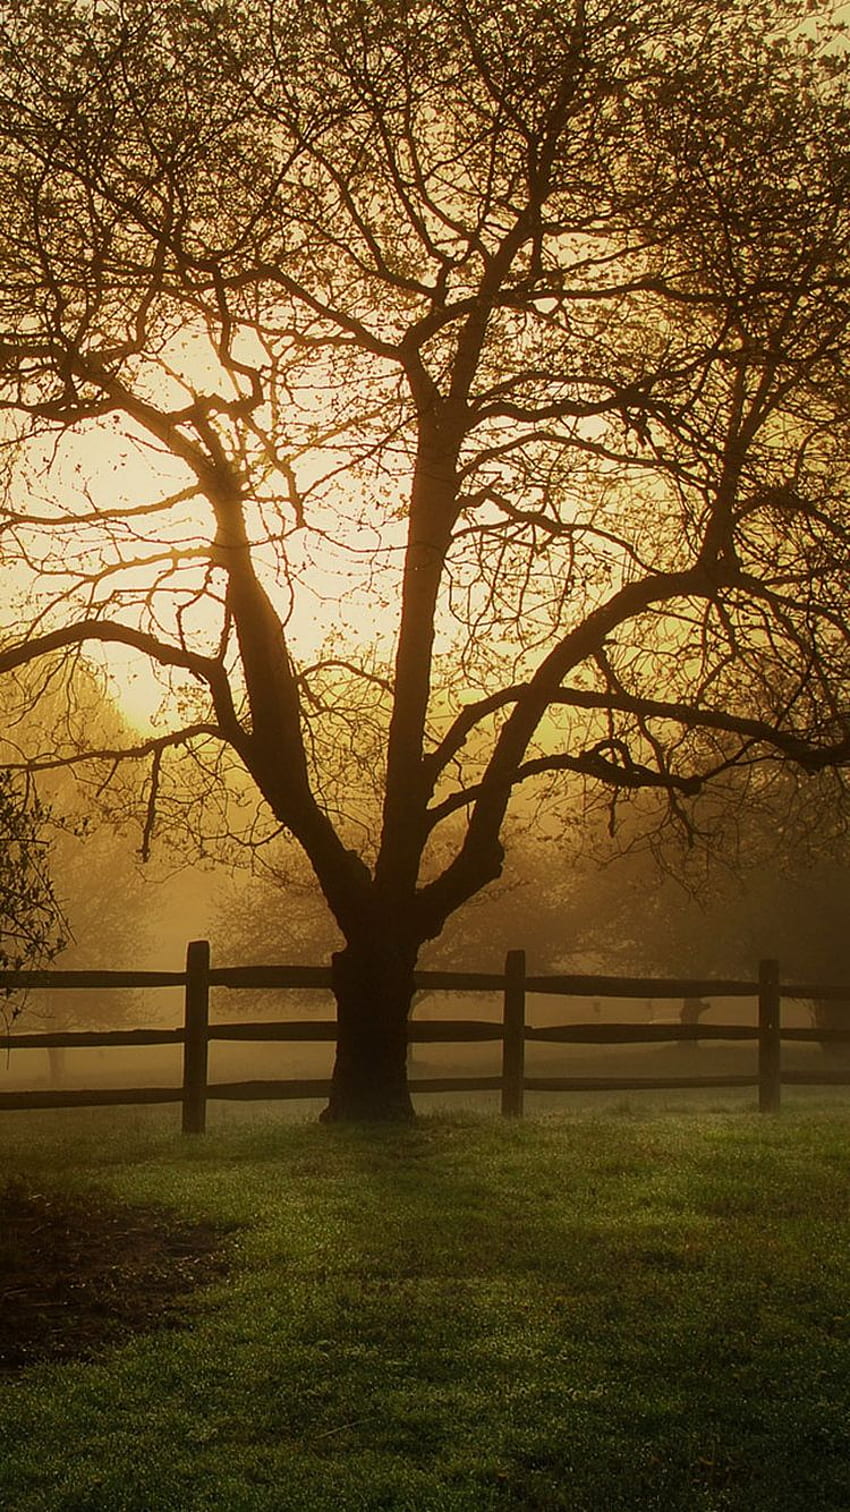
[[0, 0, 848, 1115]]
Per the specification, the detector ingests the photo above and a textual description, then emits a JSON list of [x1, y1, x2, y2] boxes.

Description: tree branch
[[0, 620, 220, 683], [426, 748, 703, 830], [1, 724, 223, 777]]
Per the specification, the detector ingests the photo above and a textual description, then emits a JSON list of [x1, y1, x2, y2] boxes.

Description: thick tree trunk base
[[319, 1089, 415, 1124], [320, 942, 416, 1123]]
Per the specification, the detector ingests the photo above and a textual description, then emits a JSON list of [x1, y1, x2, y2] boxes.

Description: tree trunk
[[47, 1046, 66, 1086], [321, 939, 417, 1122], [812, 998, 850, 1061]]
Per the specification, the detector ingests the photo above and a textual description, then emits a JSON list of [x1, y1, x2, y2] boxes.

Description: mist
[[4, 794, 846, 1121]]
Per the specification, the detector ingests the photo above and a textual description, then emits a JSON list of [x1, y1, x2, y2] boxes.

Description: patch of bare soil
[[0, 1179, 233, 1373]]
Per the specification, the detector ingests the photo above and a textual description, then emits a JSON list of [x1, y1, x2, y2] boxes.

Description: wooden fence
[[1, 943, 849, 1132]]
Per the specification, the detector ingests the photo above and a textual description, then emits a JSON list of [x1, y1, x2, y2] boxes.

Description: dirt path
[[0, 1180, 232, 1372]]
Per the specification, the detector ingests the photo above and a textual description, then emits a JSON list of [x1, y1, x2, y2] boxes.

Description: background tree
[[0, 662, 184, 1063], [0, 0, 848, 1117], [0, 771, 65, 1024]]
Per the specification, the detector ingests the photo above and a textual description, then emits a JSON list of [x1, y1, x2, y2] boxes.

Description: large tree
[[0, 0, 848, 1117]]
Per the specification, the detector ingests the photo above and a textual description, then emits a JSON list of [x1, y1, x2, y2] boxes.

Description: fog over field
[[4, 759, 850, 1120]]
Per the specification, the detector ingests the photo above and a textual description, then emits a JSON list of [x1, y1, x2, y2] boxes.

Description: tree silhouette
[[0, 0, 848, 1116], [0, 773, 65, 1015], [0, 665, 161, 1045]]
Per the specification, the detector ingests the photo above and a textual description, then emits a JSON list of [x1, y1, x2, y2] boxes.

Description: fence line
[[1, 941, 849, 1130]]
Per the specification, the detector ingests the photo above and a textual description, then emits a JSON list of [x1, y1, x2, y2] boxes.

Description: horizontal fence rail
[[1, 944, 849, 1131]]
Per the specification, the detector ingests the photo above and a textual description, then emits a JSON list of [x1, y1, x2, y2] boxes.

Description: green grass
[[2, 1103, 850, 1511]]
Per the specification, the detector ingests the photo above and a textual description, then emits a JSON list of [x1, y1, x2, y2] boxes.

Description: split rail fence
[[1, 942, 849, 1132]]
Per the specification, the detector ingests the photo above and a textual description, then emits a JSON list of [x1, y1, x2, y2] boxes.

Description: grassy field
[[1, 1102, 850, 1511]]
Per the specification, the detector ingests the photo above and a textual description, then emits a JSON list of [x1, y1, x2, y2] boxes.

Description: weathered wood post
[[182, 939, 211, 1134], [758, 957, 781, 1114], [501, 949, 526, 1118]]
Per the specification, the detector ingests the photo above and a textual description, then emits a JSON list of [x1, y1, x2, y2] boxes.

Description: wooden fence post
[[501, 949, 526, 1117], [758, 957, 781, 1114], [182, 939, 211, 1134]]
